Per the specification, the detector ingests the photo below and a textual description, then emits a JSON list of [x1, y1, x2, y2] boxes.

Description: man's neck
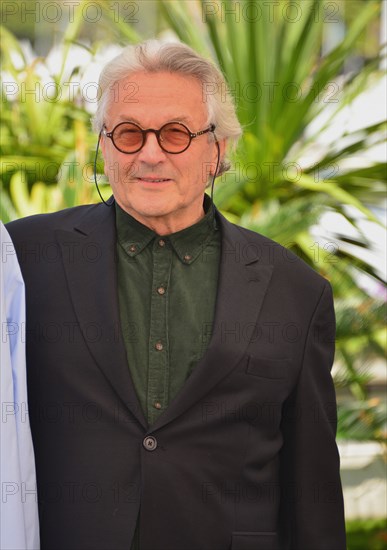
[[118, 199, 209, 236], [117, 203, 206, 236]]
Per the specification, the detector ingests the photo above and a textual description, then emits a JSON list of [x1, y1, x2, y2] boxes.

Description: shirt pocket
[[246, 356, 289, 379], [231, 531, 279, 550]]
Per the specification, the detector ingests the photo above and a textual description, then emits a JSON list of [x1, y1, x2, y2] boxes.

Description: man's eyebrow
[[116, 115, 140, 123], [116, 115, 192, 125]]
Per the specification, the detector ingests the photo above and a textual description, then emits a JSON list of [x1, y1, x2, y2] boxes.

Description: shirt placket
[[147, 237, 172, 425]]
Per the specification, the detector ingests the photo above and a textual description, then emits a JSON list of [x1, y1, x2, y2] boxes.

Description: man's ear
[[99, 132, 105, 156], [212, 137, 227, 176], [98, 133, 109, 177]]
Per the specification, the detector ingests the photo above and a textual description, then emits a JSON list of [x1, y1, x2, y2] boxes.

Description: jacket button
[[143, 436, 157, 451]]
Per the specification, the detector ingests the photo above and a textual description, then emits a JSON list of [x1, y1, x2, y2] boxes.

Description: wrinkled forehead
[[105, 71, 210, 127]]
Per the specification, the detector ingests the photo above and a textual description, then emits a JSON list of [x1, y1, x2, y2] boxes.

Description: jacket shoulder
[[6, 203, 104, 242], [228, 220, 330, 290]]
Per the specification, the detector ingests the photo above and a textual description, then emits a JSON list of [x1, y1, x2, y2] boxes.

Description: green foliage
[[346, 518, 387, 550], [0, 24, 110, 221]]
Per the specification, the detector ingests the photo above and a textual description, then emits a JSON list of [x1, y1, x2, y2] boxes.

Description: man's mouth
[[137, 177, 171, 183]]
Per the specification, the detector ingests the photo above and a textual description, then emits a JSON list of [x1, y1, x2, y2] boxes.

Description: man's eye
[[119, 130, 141, 140], [164, 128, 188, 140], [122, 129, 140, 135]]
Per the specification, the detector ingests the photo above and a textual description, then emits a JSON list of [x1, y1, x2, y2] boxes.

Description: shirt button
[[143, 436, 157, 451], [153, 402, 162, 410], [128, 244, 137, 253], [184, 254, 192, 262], [157, 286, 166, 295], [158, 239, 166, 247], [155, 341, 163, 351]]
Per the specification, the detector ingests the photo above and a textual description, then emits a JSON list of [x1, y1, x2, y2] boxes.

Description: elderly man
[[6, 40, 346, 550]]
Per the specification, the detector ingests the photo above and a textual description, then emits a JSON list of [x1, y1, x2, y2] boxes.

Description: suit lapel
[[55, 203, 147, 429], [152, 212, 274, 431]]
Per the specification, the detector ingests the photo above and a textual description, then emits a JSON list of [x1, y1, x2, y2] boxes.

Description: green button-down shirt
[[115, 195, 221, 427]]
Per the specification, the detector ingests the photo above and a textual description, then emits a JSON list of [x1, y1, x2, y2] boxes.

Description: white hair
[[92, 40, 242, 174]]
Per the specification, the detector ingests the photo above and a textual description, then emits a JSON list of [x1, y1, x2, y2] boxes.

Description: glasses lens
[[160, 123, 190, 152], [113, 123, 143, 152]]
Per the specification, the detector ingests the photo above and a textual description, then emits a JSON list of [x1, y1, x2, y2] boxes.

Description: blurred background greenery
[[1, 0, 386, 545]]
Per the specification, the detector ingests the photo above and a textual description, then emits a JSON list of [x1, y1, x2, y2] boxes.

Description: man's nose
[[137, 131, 166, 163]]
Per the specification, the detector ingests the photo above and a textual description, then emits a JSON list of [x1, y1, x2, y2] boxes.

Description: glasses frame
[[102, 121, 216, 154]]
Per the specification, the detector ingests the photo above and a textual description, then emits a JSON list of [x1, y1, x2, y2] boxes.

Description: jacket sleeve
[[280, 281, 347, 550]]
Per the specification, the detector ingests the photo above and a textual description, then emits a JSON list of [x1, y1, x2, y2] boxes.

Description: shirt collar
[[115, 203, 156, 257], [115, 194, 217, 263]]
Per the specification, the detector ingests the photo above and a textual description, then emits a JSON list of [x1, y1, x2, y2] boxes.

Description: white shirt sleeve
[[1, 222, 40, 550]]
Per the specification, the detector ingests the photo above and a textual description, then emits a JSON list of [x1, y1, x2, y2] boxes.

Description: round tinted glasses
[[102, 121, 216, 154]]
